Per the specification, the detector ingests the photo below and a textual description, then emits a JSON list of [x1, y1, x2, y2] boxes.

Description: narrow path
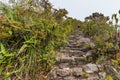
[[47, 28, 106, 80]]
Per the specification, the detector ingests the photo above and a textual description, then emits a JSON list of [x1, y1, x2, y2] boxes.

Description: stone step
[[69, 50, 85, 57], [64, 47, 81, 50], [67, 45, 83, 48], [68, 42, 77, 45], [63, 76, 76, 80], [79, 47, 92, 52], [56, 55, 87, 63], [56, 68, 71, 77], [57, 57, 87, 68], [56, 67, 83, 77], [67, 44, 93, 51], [60, 50, 68, 53], [50, 67, 99, 80], [58, 63, 70, 69], [64, 47, 89, 52], [59, 49, 93, 61], [71, 67, 83, 77], [68, 35, 84, 40], [56, 56, 74, 63], [61, 47, 91, 53], [60, 49, 86, 57], [68, 35, 75, 39], [68, 40, 75, 43]]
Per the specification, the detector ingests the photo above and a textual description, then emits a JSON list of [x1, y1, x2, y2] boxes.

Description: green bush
[[0, 0, 78, 79], [81, 13, 119, 61]]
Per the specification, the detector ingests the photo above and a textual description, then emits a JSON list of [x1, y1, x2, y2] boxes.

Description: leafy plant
[[0, 0, 78, 79], [81, 12, 119, 62], [105, 75, 113, 80]]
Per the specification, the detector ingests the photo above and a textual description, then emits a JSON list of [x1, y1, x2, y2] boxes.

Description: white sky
[[49, 0, 120, 21], [1, 0, 120, 21]]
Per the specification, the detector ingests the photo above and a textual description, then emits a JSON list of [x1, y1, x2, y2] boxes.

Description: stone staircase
[[47, 28, 106, 80]]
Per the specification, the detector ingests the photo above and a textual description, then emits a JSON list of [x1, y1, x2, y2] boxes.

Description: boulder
[[99, 72, 106, 80], [83, 63, 98, 73], [72, 67, 83, 77], [56, 68, 71, 77]]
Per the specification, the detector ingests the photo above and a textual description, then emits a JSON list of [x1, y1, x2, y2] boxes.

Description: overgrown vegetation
[[0, 0, 80, 79], [81, 12, 120, 65], [0, 0, 120, 79]]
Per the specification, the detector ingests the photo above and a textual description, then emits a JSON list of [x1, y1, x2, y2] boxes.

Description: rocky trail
[[47, 28, 119, 80]]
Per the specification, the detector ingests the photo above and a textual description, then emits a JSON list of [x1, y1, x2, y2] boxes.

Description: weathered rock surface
[[99, 72, 106, 80], [83, 63, 98, 73], [72, 67, 83, 77], [56, 68, 70, 77]]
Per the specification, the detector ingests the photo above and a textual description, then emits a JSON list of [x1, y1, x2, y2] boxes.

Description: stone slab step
[[67, 45, 83, 48], [68, 42, 77, 45], [64, 47, 82, 50], [56, 56, 74, 63], [56, 56, 88, 63], [69, 50, 85, 57], [68, 35, 75, 39]]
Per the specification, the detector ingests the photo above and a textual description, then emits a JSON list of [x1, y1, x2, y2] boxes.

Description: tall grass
[[0, 0, 79, 79]]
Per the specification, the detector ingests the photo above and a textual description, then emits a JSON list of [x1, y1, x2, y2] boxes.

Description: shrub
[[81, 13, 119, 61], [0, 0, 77, 79]]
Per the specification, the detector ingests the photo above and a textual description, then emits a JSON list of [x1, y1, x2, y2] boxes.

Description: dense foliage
[[81, 12, 120, 63], [0, 0, 80, 79], [0, 0, 120, 79]]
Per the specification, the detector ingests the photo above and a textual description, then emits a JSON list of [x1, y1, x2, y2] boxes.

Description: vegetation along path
[[47, 28, 105, 80]]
